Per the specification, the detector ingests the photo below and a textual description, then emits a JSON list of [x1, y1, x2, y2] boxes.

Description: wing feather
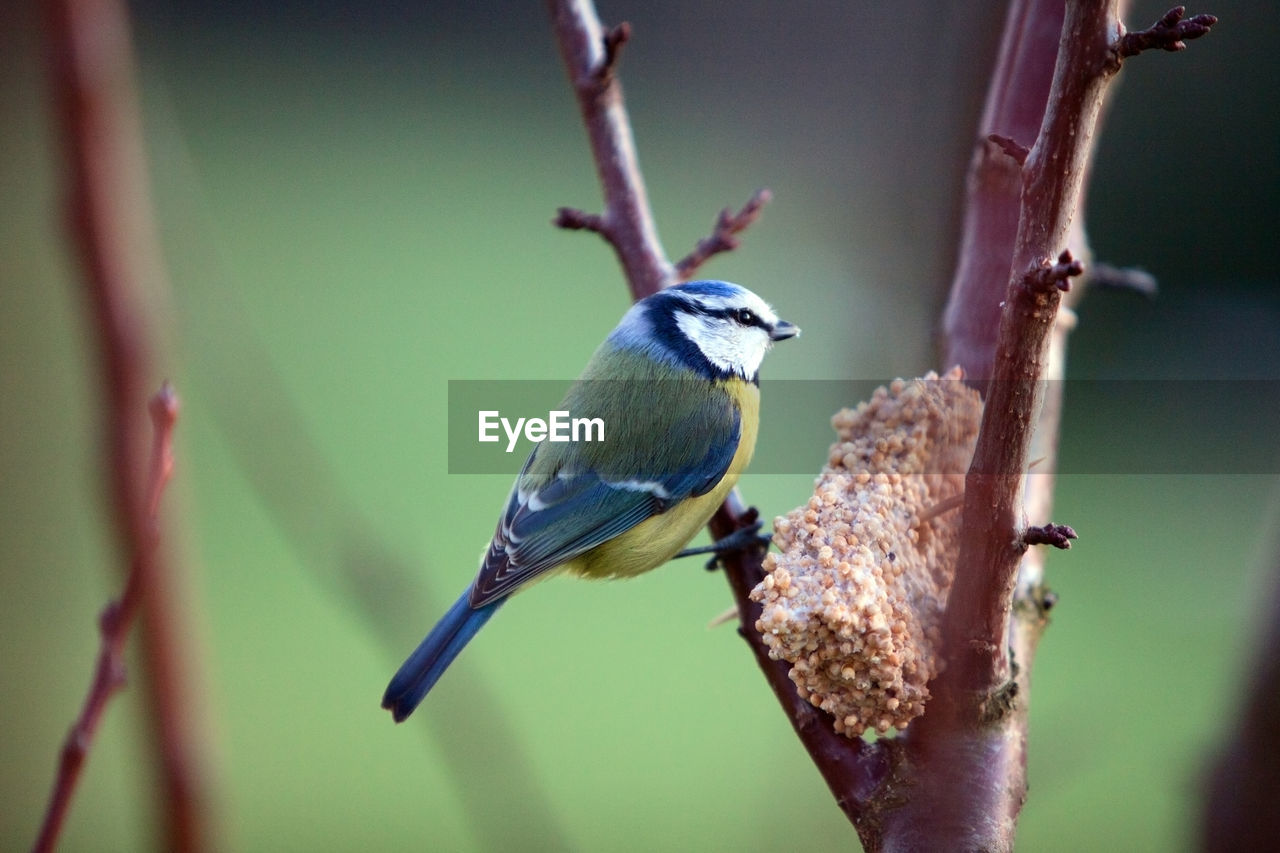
[[469, 381, 740, 607]]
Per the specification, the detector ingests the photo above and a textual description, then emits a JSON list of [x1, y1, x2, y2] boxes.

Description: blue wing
[[468, 403, 740, 607]]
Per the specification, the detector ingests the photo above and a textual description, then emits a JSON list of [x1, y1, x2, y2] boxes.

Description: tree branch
[[882, 1, 1215, 849], [33, 385, 180, 853], [674, 189, 773, 281], [708, 499, 888, 831], [548, 1, 671, 298], [1202, 513, 1280, 850], [552, 0, 1215, 847], [546, 0, 880, 830], [1115, 6, 1217, 59], [44, 0, 211, 846]]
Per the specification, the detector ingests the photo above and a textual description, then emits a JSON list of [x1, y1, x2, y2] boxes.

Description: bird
[[382, 280, 798, 721]]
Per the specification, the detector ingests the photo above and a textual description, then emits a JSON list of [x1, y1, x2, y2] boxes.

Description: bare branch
[[599, 21, 630, 79], [1022, 523, 1078, 549], [887, 0, 1216, 846], [1027, 249, 1085, 293], [1203, 515, 1280, 850], [941, 0, 1069, 382], [675, 189, 773, 281], [547, 0, 673, 298], [987, 133, 1031, 165], [553, 206, 610, 236], [1089, 262, 1159, 296], [1116, 6, 1218, 59], [44, 0, 211, 845], [33, 385, 180, 853], [707, 500, 886, 829], [548, 0, 881, 832]]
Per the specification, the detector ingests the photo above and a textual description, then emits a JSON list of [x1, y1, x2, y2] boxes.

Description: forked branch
[[546, 0, 874, 828], [548, 0, 1215, 849]]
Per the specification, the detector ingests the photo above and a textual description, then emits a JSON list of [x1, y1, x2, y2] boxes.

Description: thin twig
[[1022, 523, 1078, 549], [1115, 6, 1217, 59], [987, 133, 1031, 165], [33, 385, 179, 853], [1027, 249, 1085, 292], [675, 189, 773, 281], [914, 492, 967, 526], [548, 3, 769, 295], [44, 0, 210, 846], [1089, 261, 1158, 296]]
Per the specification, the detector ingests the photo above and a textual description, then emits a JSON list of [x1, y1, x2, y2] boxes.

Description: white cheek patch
[[675, 312, 770, 379]]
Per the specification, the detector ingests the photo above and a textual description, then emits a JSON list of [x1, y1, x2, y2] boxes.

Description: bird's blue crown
[[608, 282, 735, 381]]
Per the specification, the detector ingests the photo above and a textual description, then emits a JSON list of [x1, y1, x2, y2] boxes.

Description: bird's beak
[[770, 320, 800, 341]]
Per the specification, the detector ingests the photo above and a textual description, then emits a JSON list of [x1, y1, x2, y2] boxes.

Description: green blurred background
[[3, 0, 1278, 850]]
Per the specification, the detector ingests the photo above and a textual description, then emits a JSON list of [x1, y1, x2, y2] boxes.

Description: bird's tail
[[382, 588, 502, 722]]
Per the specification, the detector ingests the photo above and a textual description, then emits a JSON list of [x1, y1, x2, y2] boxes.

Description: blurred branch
[[201, 344, 576, 853], [43, 0, 212, 847], [148, 123, 575, 847], [1088, 261, 1158, 296], [34, 385, 179, 853], [547, 0, 881, 832], [1202, 504, 1280, 850]]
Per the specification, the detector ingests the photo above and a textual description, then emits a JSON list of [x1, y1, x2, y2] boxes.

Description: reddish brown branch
[[553, 207, 609, 235], [675, 189, 773, 281], [1028, 249, 1085, 292], [547, 0, 671, 298], [44, 0, 210, 847], [893, 0, 1215, 848], [1022, 523, 1078, 549], [1116, 6, 1217, 58], [600, 21, 630, 79], [548, 3, 768, 296], [33, 385, 179, 853], [940, 0, 1121, 700], [942, 0, 1068, 381], [547, 0, 880, 833], [987, 133, 1031, 165], [1202, 523, 1280, 850], [708, 500, 885, 830], [939, 251, 1077, 698]]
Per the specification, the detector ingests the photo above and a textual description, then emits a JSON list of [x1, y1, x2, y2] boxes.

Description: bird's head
[[611, 280, 799, 383]]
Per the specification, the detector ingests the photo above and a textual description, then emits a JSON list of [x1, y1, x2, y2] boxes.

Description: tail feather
[[382, 588, 501, 722]]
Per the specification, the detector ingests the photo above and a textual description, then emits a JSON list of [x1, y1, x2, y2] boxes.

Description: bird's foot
[[675, 520, 771, 570]]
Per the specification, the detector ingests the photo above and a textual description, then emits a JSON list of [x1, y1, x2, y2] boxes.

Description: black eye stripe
[[678, 301, 768, 330]]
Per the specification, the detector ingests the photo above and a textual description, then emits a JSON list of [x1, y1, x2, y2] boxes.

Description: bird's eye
[[735, 308, 757, 327]]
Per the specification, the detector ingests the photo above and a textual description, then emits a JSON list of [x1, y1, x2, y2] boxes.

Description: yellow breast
[[566, 378, 761, 580]]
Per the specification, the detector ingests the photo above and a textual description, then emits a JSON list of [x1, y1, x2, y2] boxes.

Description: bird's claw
[[674, 520, 771, 570]]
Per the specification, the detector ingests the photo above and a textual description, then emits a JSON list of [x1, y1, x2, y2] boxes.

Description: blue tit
[[382, 280, 798, 721]]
